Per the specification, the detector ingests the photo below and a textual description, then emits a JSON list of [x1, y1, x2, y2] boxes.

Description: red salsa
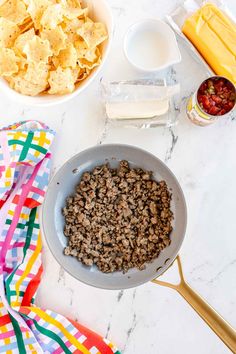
[[197, 77, 235, 116]]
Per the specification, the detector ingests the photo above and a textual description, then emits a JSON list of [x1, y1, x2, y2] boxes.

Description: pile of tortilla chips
[[0, 0, 108, 96]]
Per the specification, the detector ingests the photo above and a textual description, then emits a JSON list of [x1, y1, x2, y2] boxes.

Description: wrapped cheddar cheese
[[182, 3, 236, 84]]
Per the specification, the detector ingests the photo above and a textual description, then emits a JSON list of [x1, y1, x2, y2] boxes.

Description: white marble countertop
[[1, 0, 236, 353]]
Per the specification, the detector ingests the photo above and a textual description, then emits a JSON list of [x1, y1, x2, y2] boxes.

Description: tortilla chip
[[48, 66, 74, 94], [23, 35, 52, 63], [0, 47, 19, 76], [71, 66, 80, 82], [78, 57, 101, 70], [12, 48, 27, 69], [75, 39, 98, 62], [18, 18, 34, 33], [41, 26, 67, 55], [27, 0, 53, 29], [24, 61, 49, 84], [61, 17, 83, 43], [76, 68, 90, 82], [61, 0, 81, 9], [63, 7, 88, 20], [0, 0, 28, 24], [12, 73, 47, 95], [40, 4, 63, 29], [14, 28, 35, 53], [77, 21, 107, 49], [54, 43, 77, 68], [0, 18, 20, 47]]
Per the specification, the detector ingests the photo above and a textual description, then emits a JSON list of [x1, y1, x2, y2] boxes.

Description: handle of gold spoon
[[152, 256, 236, 353]]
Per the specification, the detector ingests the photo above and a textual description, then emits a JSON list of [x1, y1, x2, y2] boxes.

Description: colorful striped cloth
[[0, 121, 120, 354]]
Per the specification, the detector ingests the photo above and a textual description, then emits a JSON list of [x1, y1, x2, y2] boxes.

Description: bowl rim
[[41, 143, 188, 290], [0, 0, 114, 107]]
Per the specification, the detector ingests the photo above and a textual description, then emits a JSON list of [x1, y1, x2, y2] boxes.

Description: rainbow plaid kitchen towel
[[0, 121, 120, 354]]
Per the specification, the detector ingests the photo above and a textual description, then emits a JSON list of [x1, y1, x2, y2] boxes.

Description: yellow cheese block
[[182, 3, 236, 84]]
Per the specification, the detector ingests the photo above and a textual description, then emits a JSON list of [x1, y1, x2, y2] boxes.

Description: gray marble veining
[[0, 1, 235, 353]]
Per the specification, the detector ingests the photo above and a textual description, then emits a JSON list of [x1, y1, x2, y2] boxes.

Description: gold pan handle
[[152, 256, 236, 353]]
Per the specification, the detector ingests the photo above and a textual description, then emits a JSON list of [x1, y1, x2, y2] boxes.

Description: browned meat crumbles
[[63, 161, 173, 273]]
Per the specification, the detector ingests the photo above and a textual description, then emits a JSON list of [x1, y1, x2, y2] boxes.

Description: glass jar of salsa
[[187, 76, 236, 126]]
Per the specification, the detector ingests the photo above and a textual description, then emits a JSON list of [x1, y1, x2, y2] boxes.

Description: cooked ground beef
[[63, 160, 173, 273]]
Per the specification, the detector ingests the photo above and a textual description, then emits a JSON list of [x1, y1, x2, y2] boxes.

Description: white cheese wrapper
[[102, 79, 180, 122], [104, 81, 180, 103]]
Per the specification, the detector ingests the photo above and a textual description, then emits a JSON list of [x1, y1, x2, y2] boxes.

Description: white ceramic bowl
[[0, 0, 113, 107], [124, 19, 181, 72]]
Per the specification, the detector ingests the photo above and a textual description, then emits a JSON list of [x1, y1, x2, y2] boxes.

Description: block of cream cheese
[[182, 3, 236, 84], [106, 100, 169, 119]]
